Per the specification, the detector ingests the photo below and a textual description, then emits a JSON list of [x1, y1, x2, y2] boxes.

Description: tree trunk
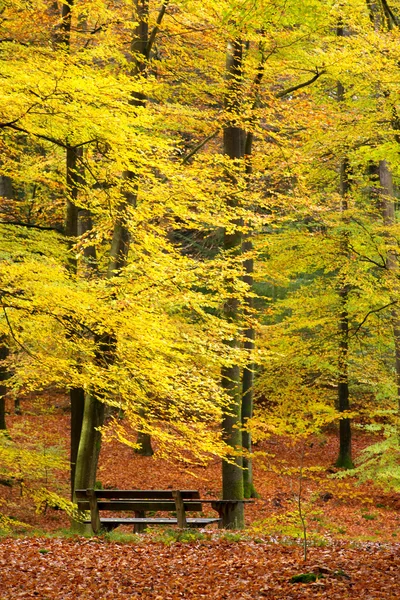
[[72, 390, 105, 533], [336, 292, 353, 468], [54, 7, 89, 500], [135, 431, 154, 456], [0, 176, 13, 199], [241, 239, 257, 497], [107, 0, 149, 277], [221, 38, 245, 528], [378, 160, 400, 414], [65, 146, 83, 268], [64, 146, 88, 498], [70, 387, 84, 499], [335, 154, 354, 469], [135, 406, 154, 456], [334, 46, 353, 468], [73, 392, 104, 489], [77, 209, 97, 275], [0, 340, 9, 430]]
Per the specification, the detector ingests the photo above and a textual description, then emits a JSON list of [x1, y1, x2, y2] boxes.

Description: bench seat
[[82, 517, 221, 531]]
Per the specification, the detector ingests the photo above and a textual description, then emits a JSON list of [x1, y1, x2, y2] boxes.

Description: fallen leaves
[[0, 537, 399, 599]]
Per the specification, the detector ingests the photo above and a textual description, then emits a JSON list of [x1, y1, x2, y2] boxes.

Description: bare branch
[[381, 0, 399, 28], [182, 130, 219, 164], [275, 69, 325, 99], [348, 243, 387, 269], [351, 301, 398, 337], [0, 221, 64, 233], [1, 304, 38, 359], [147, 0, 170, 58]]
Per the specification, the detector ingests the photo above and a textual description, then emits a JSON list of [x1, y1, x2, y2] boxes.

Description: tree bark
[[73, 390, 105, 533], [59, 4, 97, 497], [135, 405, 154, 456], [0, 176, 13, 199], [77, 209, 97, 275], [65, 146, 83, 269], [241, 240, 257, 497], [0, 340, 9, 430], [378, 160, 400, 414], [221, 38, 245, 528], [107, 0, 150, 277], [74, 392, 105, 489], [64, 145, 88, 499], [334, 39, 353, 468], [70, 387, 84, 498], [335, 154, 354, 469]]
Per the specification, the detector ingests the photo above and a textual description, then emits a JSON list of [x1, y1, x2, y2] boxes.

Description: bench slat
[[83, 517, 221, 526], [77, 500, 203, 512], [75, 489, 200, 500]]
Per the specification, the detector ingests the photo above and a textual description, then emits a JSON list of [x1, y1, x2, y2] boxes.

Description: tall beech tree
[[221, 36, 246, 527]]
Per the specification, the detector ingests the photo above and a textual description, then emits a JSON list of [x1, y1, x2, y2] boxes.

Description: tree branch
[[1, 123, 96, 151], [182, 130, 220, 164], [147, 0, 170, 58], [381, 0, 399, 28], [348, 243, 388, 269], [1, 304, 38, 359], [275, 69, 325, 99], [351, 301, 398, 337], [0, 221, 64, 233]]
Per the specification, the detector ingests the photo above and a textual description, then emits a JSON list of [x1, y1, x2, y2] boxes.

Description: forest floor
[[0, 394, 399, 598]]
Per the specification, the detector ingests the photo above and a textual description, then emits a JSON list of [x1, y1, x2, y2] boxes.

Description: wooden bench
[[75, 489, 250, 534]]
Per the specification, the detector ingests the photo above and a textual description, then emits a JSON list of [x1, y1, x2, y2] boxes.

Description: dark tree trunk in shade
[[107, 0, 148, 278], [334, 35, 353, 468], [378, 161, 400, 415], [0, 341, 9, 430], [70, 387, 84, 499], [77, 209, 97, 274], [64, 145, 88, 498], [335, 155, 353, 469], [221, 38, 245, 528], [0, 176, 12, 428], [135, 432, 154, 456], [241, 240, 257, 497]]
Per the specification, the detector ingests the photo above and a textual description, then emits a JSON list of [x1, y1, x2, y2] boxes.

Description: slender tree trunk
[[110, 0, 168, 452], [60, 11, 88, 495], [0, 340, 9, 430], [77, 209, 97, 274], [70, 387, 84, 498], [241, 240, 257, 497], [71, 184, 106, 512], [221, 38, 245, 528], [334, 39, 354, 467], [378, 160, 400, 414], [74, 393, 105, 490], [0, 174, 13, 428], [65, 146, 82, 265], [107, 0, 148, 277], [240, 117, 261, 498], [336, 283, 353, 468], [73, 390, 105, 533], [64, 145, 89, 499], [335, 154, 354, 469]]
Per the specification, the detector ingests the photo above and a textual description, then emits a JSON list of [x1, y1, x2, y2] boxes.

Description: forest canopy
[[1, 0, 400, 529]]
